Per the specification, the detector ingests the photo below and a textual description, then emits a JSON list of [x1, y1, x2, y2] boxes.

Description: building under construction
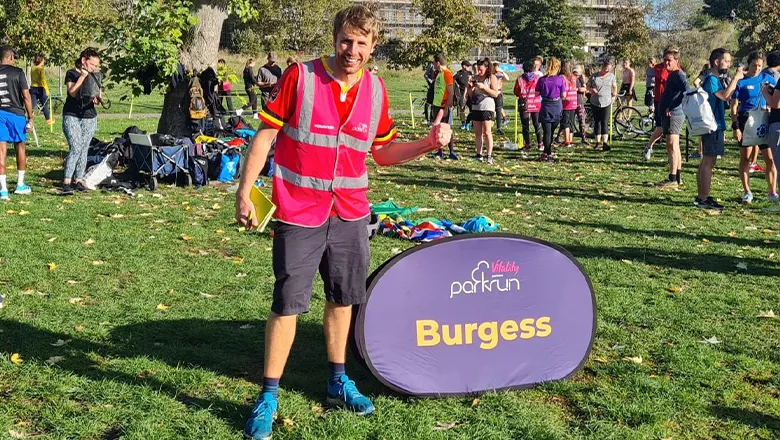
[[357, 0, 511, 61], [578, 0, 627, 55]]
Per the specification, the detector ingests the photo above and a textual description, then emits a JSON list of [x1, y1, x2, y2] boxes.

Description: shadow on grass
[[710, 405, 780, 435], [0, 318, 379, 431]]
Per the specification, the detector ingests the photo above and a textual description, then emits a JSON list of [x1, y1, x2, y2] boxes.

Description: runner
[[430, 53, 457, 159], [643, 56, 669, 160], [236, 6, 452, 440], [696, 48, 743, 210], [0, 46, 33, 201], [560, 61, 579, 148], [644, 57, 655, 108], [536, 57, 566, 162], [620, 58, 636, 108], [588, 59, 617, 152], [467, 58, 499, 164], [656, 47, 688, 188], [453, 60, 472, 130], [513, 60, 542, 151], [493, 62, 510, 135], [258, 53, 281, 96], [731, 51, 778, 203]]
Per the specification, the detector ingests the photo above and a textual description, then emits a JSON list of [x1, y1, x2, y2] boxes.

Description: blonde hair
[[333, 5, 379, 43], [286, 56, 297, 66], [546, 58, 561, 76]]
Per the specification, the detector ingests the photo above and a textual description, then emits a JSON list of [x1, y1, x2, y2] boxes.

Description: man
[[763, 52, 780, 202], [643, 56, 668, 160], [696, 48, 743, 210], [424, 60, 436, 124], [620, 58, 636, 108], [730, 51, 777, 203], [656, 47, 688, 188], [0, 46, 34, 201], [257, 53, 281, 96], [431, 54, 457, 160], [763, 51, 780, 83], [235, 6, 452, 440], [644, 57, 656, 108], [453, 60, 472, 130]]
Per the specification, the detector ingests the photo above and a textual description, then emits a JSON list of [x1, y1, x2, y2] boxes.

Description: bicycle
[[33, 94, 65, 117], [411, 86, 430, 121]]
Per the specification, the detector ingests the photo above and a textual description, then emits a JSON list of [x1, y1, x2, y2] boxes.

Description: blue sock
[[261, 377, 280, 398], [328, 362, 345, 386]]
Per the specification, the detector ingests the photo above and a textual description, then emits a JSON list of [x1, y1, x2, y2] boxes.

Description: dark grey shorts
[[662, 108, 685, 135], [702, 129, 725, 157], [271, 216, 370, 315], [768, 122, 780, 160]]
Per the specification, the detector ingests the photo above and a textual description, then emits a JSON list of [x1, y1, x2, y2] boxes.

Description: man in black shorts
[[453, 60, 472, 130], [620, 59, 636, 107]]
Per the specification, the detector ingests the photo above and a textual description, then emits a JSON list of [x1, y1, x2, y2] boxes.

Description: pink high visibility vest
[[272, 58, 384, 227], [517, 75, 541, 113], [563, 76, 578, 111]]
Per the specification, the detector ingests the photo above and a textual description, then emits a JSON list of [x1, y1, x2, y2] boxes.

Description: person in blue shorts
[[696, 48, 743, 210], [0, 46, 34, 201], [730, 51, 778, 204]]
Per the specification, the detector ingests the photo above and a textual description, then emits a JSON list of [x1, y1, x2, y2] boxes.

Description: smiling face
[[81, 56, 100, 73], [748, 58, 764, 76], [663, 54, 679, 71], [332, 28, 375, 80]]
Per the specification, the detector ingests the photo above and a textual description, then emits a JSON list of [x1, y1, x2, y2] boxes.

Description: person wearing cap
[[258, 52, 282, 96], [0, 45, 34, 201], [453, 60, 472, 130], [236, 6, 452, 439]]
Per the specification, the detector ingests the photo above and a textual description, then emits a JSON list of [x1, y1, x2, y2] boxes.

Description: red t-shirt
[[259, 58, 398, 217], [259, 58, 398, 146], [653, 63, 669, 103]]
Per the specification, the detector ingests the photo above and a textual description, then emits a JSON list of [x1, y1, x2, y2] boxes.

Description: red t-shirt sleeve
[[373, 84, 398, 146], [259, 64, 299, 130]]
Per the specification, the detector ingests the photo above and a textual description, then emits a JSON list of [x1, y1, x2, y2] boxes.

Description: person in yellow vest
[[30, 55, 53, 124], [235, 5, 452, 439]]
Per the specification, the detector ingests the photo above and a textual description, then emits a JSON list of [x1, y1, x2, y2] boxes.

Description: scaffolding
[[576, 0, 633, 55]]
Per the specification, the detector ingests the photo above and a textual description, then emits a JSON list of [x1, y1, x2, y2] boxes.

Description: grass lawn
[[2, 78, 779, 440]]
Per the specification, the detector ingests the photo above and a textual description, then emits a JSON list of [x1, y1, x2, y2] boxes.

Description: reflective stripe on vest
[[274, 162, 369, 191]]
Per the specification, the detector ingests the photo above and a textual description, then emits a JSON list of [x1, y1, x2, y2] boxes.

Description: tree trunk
[[157, 0, 228, 136]]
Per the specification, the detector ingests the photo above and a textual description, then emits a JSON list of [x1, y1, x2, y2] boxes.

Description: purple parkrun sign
[[353, 234, 596, 397]]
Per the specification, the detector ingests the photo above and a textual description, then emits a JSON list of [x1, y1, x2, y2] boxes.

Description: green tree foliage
[[737, 0, 780, 56], [387, 0, 498, 69], [506, 0, 585, 63], [702, 0, 750, 20], [232, 0, 353, 55], [605, 3, 651, 65], [0, 0, 113, 66]]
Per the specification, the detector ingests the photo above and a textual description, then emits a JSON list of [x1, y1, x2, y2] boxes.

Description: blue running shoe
[[14, 184, 31, 195], [326, 374, 375, 415], [448, 152, 460, 160], [244, 393, 278, 440], [0, 190, 8, 201], [431, 150, 444, 159]]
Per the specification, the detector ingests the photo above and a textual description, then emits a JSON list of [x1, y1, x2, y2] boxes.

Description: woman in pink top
[[513, 60, 542, 151], [560, 61, 579, 147]]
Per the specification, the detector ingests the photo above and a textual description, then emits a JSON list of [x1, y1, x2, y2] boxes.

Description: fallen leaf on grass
[[621, 259, 632, 265], [74, 325, 85, 332], [47, 237, 57, 243], [702, 238, 711, 243], [46, 356, 66, 365], [763, 229, 775, 234], [14, 422, 31, 427], [200, 293, 215, 298], [50, 339, 71, 347], [594, 228, 605, 233], [736, 262, 748, 270], [471, 398, 480, 407], [232, 257, 245, 264], [310, 405, 326, 415], [236, 273, 248, 278], [282, 418, 294, 432], [47, 262, 56, 271], [66, 280, 81, 285], [10, 353, 23, 365], [18, 210, 29, 216], [181, 235, 194, 241], [745, 226, 758, 230], [433, 421, 463, 431], [211, 203, 221, 210], [155, 304, 169, 311], [68, 297, 83, 304], [5, 210, 16, 214], [699, 336, 721, 345], [215, 229, 225, 234], [20, 288, 33, 295], [92, 260, 104, 266], [668, 286, 684, 293], [8, 429, 25, 439], [623, 356, 643, 364], [83, 238, 95, 246], [727, 231, 737, 238], [109, 214, 125, 219], [758, 310, 776, 318], [594, 357, 609, 364]]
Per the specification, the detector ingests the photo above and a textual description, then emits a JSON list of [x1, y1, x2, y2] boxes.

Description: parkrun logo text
[[416, 317, 552, 350], [450, 260, 521, 299]]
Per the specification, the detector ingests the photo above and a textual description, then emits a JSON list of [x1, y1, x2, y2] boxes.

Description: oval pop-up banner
[[354, 234, 596, 396]]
